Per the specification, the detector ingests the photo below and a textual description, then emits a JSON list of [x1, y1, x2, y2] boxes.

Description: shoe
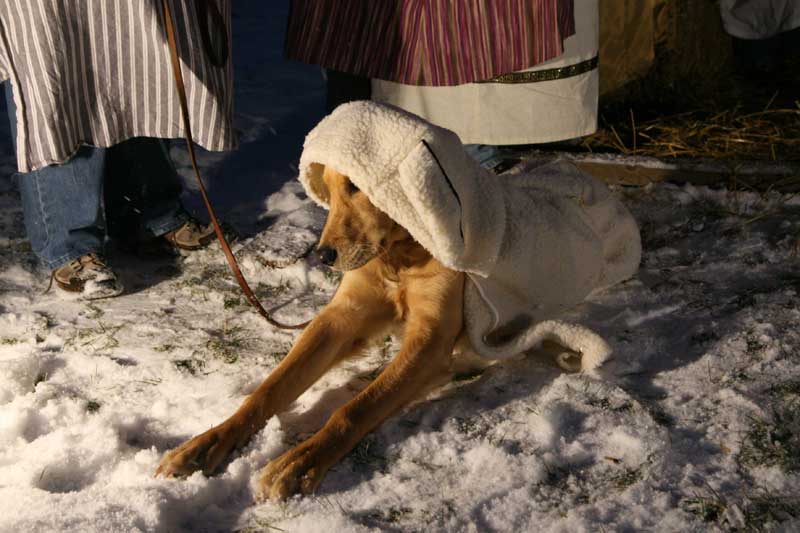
[[52, 253, 124, 299], [162, 221, 215, 251]]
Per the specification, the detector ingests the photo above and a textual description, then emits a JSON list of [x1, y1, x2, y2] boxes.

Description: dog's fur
[[156, 166, 474, 499]]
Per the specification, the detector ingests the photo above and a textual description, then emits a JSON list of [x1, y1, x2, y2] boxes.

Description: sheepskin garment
[[298, 101, 641, 370]]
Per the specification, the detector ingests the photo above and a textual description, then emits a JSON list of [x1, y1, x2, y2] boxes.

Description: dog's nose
[[316, 246, 337, 266]]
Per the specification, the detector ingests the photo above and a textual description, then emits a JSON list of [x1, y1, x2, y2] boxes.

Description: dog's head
[[315, 166, 408, 271]]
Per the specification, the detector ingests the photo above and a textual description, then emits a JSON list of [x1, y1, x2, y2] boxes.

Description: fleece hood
[[298, 101, 642, 371], [299, 100, 506, 277]]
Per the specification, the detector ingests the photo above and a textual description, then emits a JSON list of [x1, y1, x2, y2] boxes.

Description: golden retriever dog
[[156, 165, 476, 500], [155, 99, 643, 500]]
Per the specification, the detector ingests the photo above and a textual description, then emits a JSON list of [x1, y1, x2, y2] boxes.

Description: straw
[[583, 107, 800, 161]]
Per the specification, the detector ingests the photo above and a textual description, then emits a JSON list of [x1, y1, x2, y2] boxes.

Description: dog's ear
[[306, 163, 331, 205]]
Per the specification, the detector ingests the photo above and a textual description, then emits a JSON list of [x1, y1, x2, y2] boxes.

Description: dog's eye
[[346, 181, 360, 195]]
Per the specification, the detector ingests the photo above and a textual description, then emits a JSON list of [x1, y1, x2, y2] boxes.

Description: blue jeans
[[5, 83, 188, 269]]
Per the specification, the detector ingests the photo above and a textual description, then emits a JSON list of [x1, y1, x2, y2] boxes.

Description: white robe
[[370, 0, 599, 145]]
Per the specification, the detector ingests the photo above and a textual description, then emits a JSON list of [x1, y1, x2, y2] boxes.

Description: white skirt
[[371, 0, 599, 145]]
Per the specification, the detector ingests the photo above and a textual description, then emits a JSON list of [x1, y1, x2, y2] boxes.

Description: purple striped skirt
[[285, 0, 575, 86]]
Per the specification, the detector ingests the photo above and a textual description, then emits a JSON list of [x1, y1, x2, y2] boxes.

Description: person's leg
[[103, 137, 189, 243], [5, 81, 122, 298], [4, 82, 106, 270]]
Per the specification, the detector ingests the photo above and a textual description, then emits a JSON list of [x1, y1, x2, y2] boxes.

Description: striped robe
[[285, 0, 575, 86], [0, 0, 234, 173]]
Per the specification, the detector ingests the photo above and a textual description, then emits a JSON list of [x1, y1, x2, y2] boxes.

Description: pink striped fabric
[[286, 0, 575, 86]]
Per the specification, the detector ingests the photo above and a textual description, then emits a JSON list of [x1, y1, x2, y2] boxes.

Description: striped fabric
[[0, 0, 234, 173], [286, 0, 575, 86]]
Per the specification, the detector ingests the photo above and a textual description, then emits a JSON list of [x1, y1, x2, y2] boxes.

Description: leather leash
[[161, 0, 309, 330]]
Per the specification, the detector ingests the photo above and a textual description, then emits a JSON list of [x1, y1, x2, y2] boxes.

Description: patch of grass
[[223, 297, 241, 309], [378, 335, 394, 360], [738, 401, 800, 472], [452, 416, 481, 436], [767, 380, 800, 397], [578, 383, 633, 413], [323, 268, 343, 285], [254, 280, 293, 300], [535, 461, 595, 511], [173, 358, 206, 375], [408, 457, 440, 473], [682, 494, 726, 523], [720, 367, 752, 385], [349, 435, 390, 473], [584, 395, 612, 411], [64, 321, 124, 352], [358, 506, 413, 527], [83, 303, 104, 320], [173, 263, 239, 300], [383, 506, 412, 523], [153, 343, 176, 353], [419, 499, 457, 527], [86, 399, 101, 413], [1, 337, 20, 345], [610, 468, 643, 490], [742, 494, 800, 530], [356, 364, 386, 383], [205, 324, 250, 364], [745, 333, 767, 354]]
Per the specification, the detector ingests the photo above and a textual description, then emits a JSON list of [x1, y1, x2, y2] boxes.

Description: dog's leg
[[256, 270, 463, 500], [155, 271, 393, 478]]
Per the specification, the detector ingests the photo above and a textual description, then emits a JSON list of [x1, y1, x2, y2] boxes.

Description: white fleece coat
[[298, 101, 641, 371]]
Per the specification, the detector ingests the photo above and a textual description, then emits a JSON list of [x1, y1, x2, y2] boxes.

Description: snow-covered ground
[[2, 3, 800, 532]]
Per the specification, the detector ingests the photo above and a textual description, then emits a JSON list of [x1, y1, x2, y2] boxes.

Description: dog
[[155, 101, 641, 500], [156, 165, 471, 500]]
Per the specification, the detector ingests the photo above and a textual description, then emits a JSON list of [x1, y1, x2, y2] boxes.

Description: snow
[[2, 2, 800, 532]]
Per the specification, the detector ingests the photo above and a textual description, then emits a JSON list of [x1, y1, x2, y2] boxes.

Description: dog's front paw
[[155, 421, 244, 478], [255, 438, 332, 501]]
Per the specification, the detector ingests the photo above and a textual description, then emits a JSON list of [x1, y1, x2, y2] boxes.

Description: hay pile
[[583, 106, 800, 161], [588, 1, 799, 164]]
